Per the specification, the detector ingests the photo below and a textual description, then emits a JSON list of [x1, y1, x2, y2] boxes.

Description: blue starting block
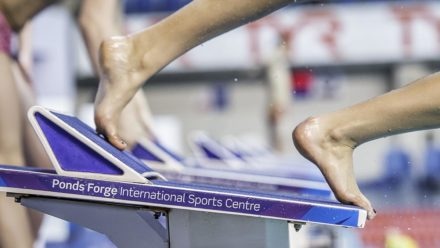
[[131, 138, 332, 198], [0, 106, 366, 248], [188, 131, 326, 180]]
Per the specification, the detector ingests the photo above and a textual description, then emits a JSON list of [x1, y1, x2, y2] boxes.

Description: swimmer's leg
[[94, 0, 294, 149], [0, 53, 34, 248], [79, 0, 156, 147], [118, 90, 157, 146], [293, 72, 440, 220]]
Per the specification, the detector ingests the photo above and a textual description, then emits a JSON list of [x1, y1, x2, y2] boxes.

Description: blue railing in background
[[124, 0, 191, 13], [123, 0, 426, 14]]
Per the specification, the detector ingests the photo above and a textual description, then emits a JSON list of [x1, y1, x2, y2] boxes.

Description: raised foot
[[292, 117, 376, 220], [94, 36, 147, 150]]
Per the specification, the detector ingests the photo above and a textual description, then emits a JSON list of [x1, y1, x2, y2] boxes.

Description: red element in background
[[360, 209, 440, 248], [391, 4, 440, 58], [246, 9, 341, 65], [292, 69, 314, 96]]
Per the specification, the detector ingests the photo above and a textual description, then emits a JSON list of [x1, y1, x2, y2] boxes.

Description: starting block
[[188, 131, 326, 181], [0, 106, 366, 248], [131, 138, 333, 198]]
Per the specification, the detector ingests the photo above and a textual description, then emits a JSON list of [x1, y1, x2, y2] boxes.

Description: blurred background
[[20, 0, 440, 247]]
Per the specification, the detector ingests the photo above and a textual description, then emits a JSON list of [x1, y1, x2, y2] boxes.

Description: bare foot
[[95, 36, 151, 149], [293, 117, 376, 220]]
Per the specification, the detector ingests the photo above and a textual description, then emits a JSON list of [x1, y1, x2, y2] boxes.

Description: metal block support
[[168, 209, 289, 248], [21, 196, 168, 248]]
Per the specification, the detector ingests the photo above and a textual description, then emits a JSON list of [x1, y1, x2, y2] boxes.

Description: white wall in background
[[32, 5, 76, 113], [122, 2, 440, 71]]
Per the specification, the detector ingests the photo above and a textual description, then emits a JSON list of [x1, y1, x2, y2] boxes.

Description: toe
[[95, 119, 127, 150], [356, 194, 376, 220], [353, 197, 376, 220], [336, 191, 376, 220], [107, 134, 127, 150]]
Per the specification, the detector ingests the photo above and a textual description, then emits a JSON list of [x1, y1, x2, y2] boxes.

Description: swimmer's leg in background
[[78, 0, 122, 74], [13, 58, 53, 239], [11, 22, 53, 236], [293, 71, 440, 220], [79, 0, 156, 147], [94, 0, 295, 149], [118, 91, 157, 146], [13, 23, 51, 169], [265, 33, 292, 153], [0, 53, 34, 248]]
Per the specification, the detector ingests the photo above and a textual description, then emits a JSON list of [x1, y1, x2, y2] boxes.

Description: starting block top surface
[[131, 139, 332, 198]]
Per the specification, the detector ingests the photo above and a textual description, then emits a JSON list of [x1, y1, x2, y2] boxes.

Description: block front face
[[50, 111, 153, 175], [0, 166, 366, 228], [36, 112, 123, 175]]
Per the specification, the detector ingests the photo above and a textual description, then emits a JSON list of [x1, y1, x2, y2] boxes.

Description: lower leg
[[118, 90, 157, 147], [79, 0, 157, 146], [0, 55, 25, 165], [293, 72, 440, 219], [133, 90, 157, 140], [0, 53, 34, 247], [95, 0, 293, 148], [12, 61, 51, 169], [0, 195, 34, 248]]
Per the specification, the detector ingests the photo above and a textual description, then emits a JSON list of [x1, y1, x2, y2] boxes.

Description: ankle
[[322, 118, 358, 149], [100, 36, 133, 70], [294, 116, 357, 150], [132, 29, 181, 79]]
